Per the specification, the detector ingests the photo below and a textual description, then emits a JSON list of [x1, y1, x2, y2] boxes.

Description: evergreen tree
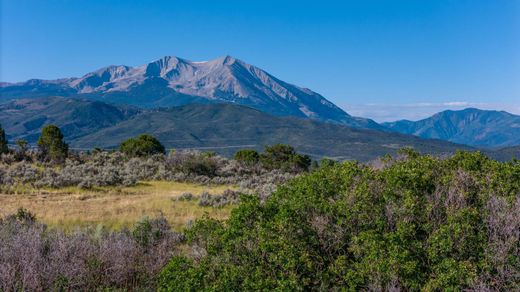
[[37, 125, 68, 162], [0, 123, 8, 155]]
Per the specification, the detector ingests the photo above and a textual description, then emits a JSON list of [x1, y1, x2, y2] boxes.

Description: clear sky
[[1, 0, 519, 121]]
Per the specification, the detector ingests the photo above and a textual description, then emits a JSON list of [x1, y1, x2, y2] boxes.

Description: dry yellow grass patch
[[0, 181, 236, 231]]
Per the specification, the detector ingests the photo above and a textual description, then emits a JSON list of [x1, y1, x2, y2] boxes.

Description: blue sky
[[1, 0, 519, 121]]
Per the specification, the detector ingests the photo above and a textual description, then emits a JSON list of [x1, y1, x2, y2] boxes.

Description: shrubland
[[0, 149, 297, 199], [0, 126, 304, 201], [1, 124, 518, 290], [158, 150, 520, 291], [0, 209, 182, 291]]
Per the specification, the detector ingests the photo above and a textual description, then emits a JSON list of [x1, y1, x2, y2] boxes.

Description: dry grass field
[[0, 181, 236, 231]]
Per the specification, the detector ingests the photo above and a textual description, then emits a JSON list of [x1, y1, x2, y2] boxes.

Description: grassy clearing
[[0, 181, 236, 231]]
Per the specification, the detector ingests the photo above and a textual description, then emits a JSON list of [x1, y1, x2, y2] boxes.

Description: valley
[[2, 1, 519, 290]]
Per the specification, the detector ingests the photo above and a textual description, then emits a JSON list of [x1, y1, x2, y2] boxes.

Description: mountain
[[0, 97, 478, 161], [0, 56, 381, 129], [0, 96, 139, 143], [487, 146, 520, 161], [383, 108, 520, 148]]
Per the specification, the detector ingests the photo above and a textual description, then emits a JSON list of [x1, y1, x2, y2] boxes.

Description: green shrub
[[158, 257, 203, 291], [159, 151, 520, 291], [260, 144, 311, 172], [234, 149, 260, 166], [182, 153, 218, 177], [132, 216, 171, 247], [320, 158, 338, 167], [120, 134, 165, 157]]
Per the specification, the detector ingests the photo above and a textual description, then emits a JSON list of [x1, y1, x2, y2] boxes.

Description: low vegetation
[[120, 134, 166, 157], [1, 124, 518, 290], [159, 150, 520, 291], [0, 210, 183, 291], [0, 181, 235, 231]]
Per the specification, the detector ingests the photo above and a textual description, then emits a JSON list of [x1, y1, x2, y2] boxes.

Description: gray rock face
[[1, 56, 381, 129], [383, 108, 520, 148]]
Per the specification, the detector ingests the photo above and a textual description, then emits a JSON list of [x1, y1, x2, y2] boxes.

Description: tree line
[[0, 123, 312, 171]]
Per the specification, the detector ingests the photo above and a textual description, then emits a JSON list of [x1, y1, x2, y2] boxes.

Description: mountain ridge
[[383, 108, 520, 148], [2, 57, 520, 148], [1, 96, 491, 161], [0, 55, 382, 129]]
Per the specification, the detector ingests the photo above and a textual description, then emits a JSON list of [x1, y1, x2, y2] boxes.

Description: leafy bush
[[260, 144, 311, 172], [319, 157, 338, 167], [234, 149, 260, 166], [132, 216, 172, 248], [159, 151, 520, 291], [120, 134, 166, 157]]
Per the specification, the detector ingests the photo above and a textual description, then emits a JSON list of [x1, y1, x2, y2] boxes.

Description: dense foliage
[[120, 134, 166, 157], [260, 144, 312, 172], [234, 149, 260, 166], [0, 210, 183, 291], [37, 125, 69, 163], [0, 123, 9, 155], [159, 151, 520, 291], [1, 121, 518, 290]]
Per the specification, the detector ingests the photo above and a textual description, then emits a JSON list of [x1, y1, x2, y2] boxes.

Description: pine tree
[[0, 123, 8, 155], [37, 125, 68, 162]]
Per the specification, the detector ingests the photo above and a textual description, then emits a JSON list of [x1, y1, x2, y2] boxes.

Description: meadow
[[0, 144, 301, 291], [0, 181, 235, 231]]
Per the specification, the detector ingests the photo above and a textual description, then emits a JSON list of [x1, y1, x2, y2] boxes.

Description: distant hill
[[486, 146, 520, 161], [0, 56, 381, 130], [383, 108, 520, 148], [0, 96, 139, 143], [0, 97, 479, 161]]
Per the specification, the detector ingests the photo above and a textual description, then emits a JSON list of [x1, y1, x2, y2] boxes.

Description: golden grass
[[0, 181, 236, 231]]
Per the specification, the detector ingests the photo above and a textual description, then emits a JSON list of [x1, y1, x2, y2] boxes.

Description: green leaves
[[234, 149, 260, 166], [120, 134, 165, 157], [260, 144, 311, 172], [159, 151, 520, 290]]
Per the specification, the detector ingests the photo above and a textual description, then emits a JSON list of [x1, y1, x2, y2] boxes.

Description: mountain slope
[[0, 96, 139, 143], [72, 103, 475, 161], [383, 108, 520, 148], [486, 146, 520, 161], [0, 97, 478, 161], [0, 56, 381, 129]]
